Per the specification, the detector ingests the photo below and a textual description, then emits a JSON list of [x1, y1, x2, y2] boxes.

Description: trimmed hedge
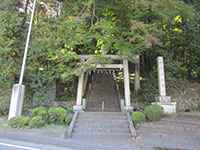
[[132, 111, 145, 125], [29, 116, 45, 128], [31, 106, 48, 121], [8, 116, 30, 128], [48, 107, 68, 124], [144, 104, 163, 121], [8, 106, 72, 128]]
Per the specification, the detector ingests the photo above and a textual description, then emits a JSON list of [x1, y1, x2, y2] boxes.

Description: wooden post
[[73, 73, 84, 111], [134, 55, 140, 93], [123, 59, 133, 111]]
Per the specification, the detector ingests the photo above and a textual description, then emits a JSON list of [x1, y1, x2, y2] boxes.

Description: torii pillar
[[73, 72, 84, 111], [123, 59, 133, 112]]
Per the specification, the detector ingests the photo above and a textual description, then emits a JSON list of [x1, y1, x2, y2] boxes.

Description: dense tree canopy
[[0, 0, 199, 101]]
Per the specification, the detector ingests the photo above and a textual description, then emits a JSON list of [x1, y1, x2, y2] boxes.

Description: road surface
[[0, 138, 75, 150]]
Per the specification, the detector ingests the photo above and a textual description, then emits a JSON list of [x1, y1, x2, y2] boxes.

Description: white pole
[[8, 0, 37, 120], [19, 0, 37, 85]]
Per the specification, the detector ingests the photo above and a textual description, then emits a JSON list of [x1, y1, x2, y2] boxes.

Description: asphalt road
[[0, 143, 38, 150], [0, 139, 75, 150]]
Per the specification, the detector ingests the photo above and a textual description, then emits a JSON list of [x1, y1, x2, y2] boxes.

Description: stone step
[[72, 111, 130, 140], [75, 120, 128, 125], [86, 109, 120, 112], [74, 127, 129, 133], [72, 132, 130, 137], [79, 112, 124, 115], [86, 103, 119, 107], [75, 123, 129, 129], [78, 114, 124, 118], [77, 117, 127, 121], [71, 135, 131, 142], [87, 102, 119, 105], [86, 73, 120, 112], [75, 119, 128, 125]]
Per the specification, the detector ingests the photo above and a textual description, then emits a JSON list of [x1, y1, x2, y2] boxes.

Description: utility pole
[[8, 0, 37, 120]]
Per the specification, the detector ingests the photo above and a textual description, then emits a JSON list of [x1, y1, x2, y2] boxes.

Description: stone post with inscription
[[155, 57, 176, 114]]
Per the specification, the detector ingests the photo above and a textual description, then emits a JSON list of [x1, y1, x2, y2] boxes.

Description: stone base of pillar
[[124, 106, 133, 112], [157, 96, 171, 104], [8, 84, 25, 120], [73, 105, 83, 112], [153, 102, 176, 114]]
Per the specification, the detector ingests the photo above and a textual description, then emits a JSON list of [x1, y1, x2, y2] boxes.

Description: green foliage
[[0, 99, 9, 116], [29, 116, 46, 128], [0, 88, 11, 116], [8, 106, 72, 128], [0, 0, 199, 106], [8, 116, 30, 128], [132, 111, 146, 125], [144, 104, 164, 121], [31, 106, 48, 121], [48, 107, 68, 124], [139, 73, 159, 103], [0, 1, 26, 85]]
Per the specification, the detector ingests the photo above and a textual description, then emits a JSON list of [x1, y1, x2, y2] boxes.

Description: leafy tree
[[0, 0, 198, 104]]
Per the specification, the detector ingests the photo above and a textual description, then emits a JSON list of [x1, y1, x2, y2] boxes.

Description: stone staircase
[[67, 71, 135, 144], [72, 112, 131, 141], [86, 72, 120, 112]]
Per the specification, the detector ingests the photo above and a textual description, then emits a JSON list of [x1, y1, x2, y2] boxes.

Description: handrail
[[126, 112, 137, 139], [64, 111, 79, 138]]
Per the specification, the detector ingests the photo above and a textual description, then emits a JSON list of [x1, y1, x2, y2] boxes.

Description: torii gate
[[73, 55, 140, 112]]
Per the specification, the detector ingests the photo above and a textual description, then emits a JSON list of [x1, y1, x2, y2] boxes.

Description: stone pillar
[[73, 73, 84, 111], [157, 57, 170, 102], [123, 59, 133, 111], [156, 57, 176, 114], [134, 55, 140, 93], [8, 84, 25, 120]]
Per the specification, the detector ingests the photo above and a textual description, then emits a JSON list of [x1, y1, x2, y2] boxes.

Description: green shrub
[[32, 106, 48, 121], [0, 89, 10, 116], [132, 111, 146, 125], [144, 104, 164, 121], [48, 107, 68, 124], [29, 116, 45, 128], [8, 116, 30, 128], [0, 99, 9, 116]]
